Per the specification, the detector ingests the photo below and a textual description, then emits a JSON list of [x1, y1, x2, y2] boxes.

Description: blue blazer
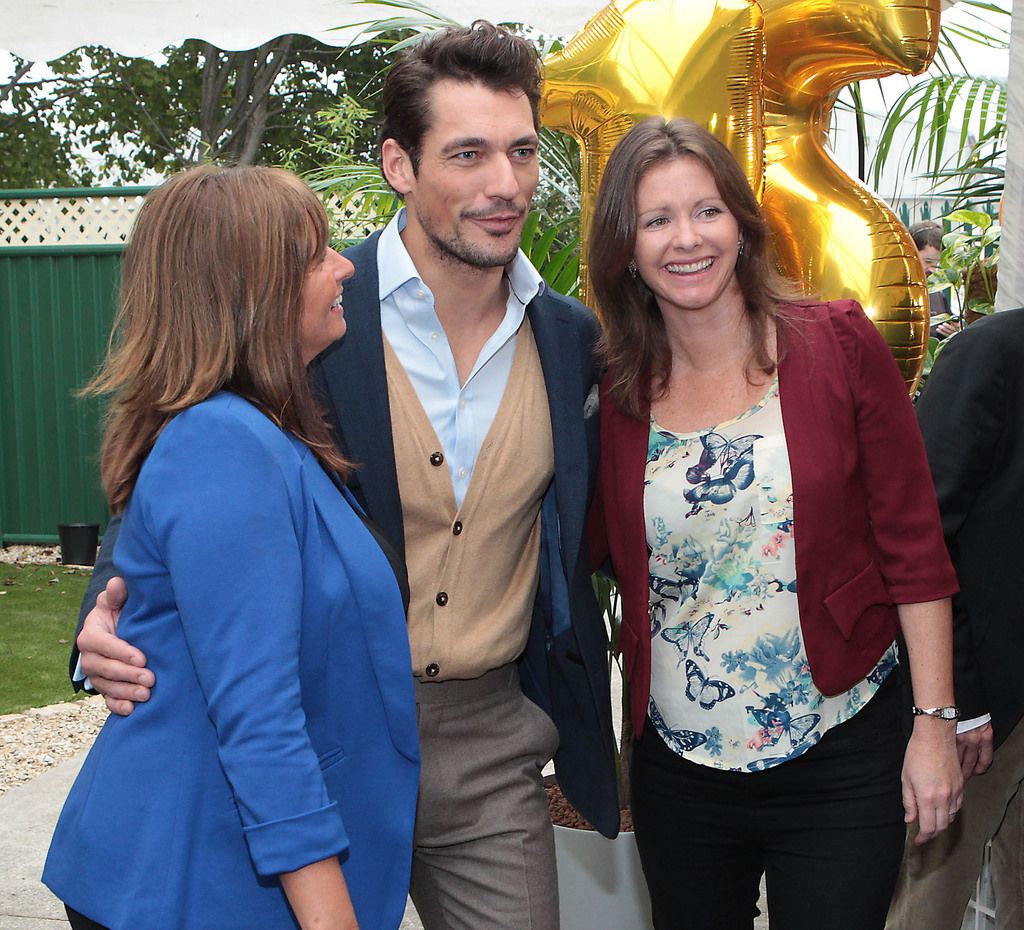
[[47, 393, 419, 929], [311, 233, 620, 837]]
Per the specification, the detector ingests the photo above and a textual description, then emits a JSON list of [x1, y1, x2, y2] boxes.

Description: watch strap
[[911, 705, 960, 720]]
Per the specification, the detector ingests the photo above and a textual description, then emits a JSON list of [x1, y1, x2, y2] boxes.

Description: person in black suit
[[886, 309, 1024, 930], [71, 22, 618, 930]]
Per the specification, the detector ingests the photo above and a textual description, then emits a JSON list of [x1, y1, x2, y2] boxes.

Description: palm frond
[[870, 74, 1007, 205], [333, 0, 465, 51]]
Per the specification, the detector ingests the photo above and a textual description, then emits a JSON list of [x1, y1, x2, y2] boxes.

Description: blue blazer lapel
[[528, 294, 588, 585], [313, 233, 407, 560]]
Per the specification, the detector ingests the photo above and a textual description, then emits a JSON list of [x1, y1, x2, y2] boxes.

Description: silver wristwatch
[[911, 705, 960, 721]]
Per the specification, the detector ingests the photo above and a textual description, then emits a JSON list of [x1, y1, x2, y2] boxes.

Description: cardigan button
[[435, 591, 449, 607], [425, 663, 440, 678], [429, 451, 444, 467], [452, 521, 463, 536]]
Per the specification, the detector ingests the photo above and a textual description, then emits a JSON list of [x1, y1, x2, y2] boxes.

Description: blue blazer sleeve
[[135, 401, 347, 876]]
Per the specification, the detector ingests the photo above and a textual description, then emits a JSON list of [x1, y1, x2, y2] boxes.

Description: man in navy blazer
[[74, 21, 618, 930]]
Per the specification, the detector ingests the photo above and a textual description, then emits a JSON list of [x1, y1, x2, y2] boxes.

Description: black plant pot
[[57, 523, 100, 566]]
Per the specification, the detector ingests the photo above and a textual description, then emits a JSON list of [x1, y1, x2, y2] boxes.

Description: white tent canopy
[[2, 0, 597, 60]]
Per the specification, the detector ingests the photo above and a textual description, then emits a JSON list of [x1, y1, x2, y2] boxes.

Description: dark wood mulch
[[545, 780, 634, 832]]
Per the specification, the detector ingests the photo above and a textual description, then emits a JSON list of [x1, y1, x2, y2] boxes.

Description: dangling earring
[[627, 260, 638, 278], [737, 237, 745, 257]]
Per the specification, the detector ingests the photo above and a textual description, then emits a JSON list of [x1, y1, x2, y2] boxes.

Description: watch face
[[915, 706, 959, 719]]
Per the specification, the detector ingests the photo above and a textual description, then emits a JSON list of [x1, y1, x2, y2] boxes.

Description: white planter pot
[[553, 824, 654, 930]]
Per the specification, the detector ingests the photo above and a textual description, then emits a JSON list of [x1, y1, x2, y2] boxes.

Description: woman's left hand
[[901, 717, 964, 845]]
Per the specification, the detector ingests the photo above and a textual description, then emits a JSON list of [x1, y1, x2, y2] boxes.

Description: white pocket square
[[583, 384, 600, 419]]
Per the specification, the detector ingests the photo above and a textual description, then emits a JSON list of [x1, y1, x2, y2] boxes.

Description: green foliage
[[519, 211, 580, 296], [930, 208, 1000, 317], [342, 0, 466, 48], [933, 209, 1000, 304], [0, 564, 90, 714], [0, 36, 393, 187], [0, 110, 79, 188], [295, 95, 403, 245], [931, 0, 1011, 73], [919, 208, 1001, 383], [871, 75, 1007, 213], [866, 1, 1010, 213]]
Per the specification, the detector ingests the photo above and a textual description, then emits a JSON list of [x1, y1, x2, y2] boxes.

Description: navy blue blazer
[[311, 233, 620, 837], [50, 394, 419, 929]]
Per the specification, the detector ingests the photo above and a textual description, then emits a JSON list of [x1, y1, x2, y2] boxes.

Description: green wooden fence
[[0, 187, 151, 544]]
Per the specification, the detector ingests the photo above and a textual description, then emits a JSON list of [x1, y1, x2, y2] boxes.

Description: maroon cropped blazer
[[590, 300, 958, 737]]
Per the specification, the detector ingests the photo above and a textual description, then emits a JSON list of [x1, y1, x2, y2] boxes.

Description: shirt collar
[[376, 208, 546, 306]]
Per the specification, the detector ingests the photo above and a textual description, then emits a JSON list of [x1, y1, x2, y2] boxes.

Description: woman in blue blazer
[[43, 165, 419, 930]]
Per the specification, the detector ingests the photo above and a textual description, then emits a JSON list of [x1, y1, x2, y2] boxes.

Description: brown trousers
[[886, 715, 1024, 930], [410, 664, 560, 930]]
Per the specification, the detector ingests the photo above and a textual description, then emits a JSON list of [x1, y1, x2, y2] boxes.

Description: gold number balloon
[[541, 0, 940, 387], [760, 0, 940, 386], [541, 0, 764, 306]]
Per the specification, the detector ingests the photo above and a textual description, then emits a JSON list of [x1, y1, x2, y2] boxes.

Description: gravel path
[[1, 545, 105, 796], [0, 544, 63, 565], [0, 697, 107, 796]]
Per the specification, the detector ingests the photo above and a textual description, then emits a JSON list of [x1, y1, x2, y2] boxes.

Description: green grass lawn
[[0, 564, 90, 715]]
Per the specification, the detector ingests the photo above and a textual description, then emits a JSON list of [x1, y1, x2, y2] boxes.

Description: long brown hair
[[84, 164, 350, 512], [589, 117, 799, 419]]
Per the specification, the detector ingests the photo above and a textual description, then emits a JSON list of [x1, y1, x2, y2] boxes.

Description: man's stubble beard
[[419, 207, 525, 271]]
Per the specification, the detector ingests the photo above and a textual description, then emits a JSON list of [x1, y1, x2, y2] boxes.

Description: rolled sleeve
[[243, 801, 349, 877]]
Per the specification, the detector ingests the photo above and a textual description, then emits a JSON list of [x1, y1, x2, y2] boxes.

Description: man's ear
[[381, 139, 414, 195]]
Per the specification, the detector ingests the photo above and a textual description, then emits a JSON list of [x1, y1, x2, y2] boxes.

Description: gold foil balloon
[[542, 0, 941, 387], [541, 0, 764, 306], [760, 0, 940, 387]]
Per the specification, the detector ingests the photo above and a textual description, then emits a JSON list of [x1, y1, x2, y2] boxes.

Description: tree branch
[[206, 36, 293, 160], [0, 60, 36, 105]]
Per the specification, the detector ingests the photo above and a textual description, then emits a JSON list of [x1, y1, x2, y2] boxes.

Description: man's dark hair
[[379, 21, 542, 173], [909, 220, 944, 252]]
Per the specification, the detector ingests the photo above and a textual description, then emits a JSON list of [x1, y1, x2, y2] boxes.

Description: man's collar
[[376, 208, 546, 305]]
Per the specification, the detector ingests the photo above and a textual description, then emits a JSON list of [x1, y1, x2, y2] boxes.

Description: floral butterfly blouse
[[644, 379, 895, 772]]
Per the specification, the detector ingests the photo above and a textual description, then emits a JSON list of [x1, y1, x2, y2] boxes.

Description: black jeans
[[631, 675, 907, 930], [65, 905, 110, 930]]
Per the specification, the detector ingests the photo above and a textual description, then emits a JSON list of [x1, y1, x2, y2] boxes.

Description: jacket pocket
[[823, 559, 891, 641], [317, 745, 349, 771]]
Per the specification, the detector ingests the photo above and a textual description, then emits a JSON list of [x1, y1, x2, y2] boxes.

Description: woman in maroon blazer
[[587, 118, 962, 930]]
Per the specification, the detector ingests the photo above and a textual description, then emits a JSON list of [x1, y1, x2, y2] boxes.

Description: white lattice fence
[[0, 188, 150, 246], [1, 187, 384, 248]]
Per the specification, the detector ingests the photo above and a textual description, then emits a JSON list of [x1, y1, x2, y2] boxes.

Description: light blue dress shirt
[[377, 210, 544, 508]]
